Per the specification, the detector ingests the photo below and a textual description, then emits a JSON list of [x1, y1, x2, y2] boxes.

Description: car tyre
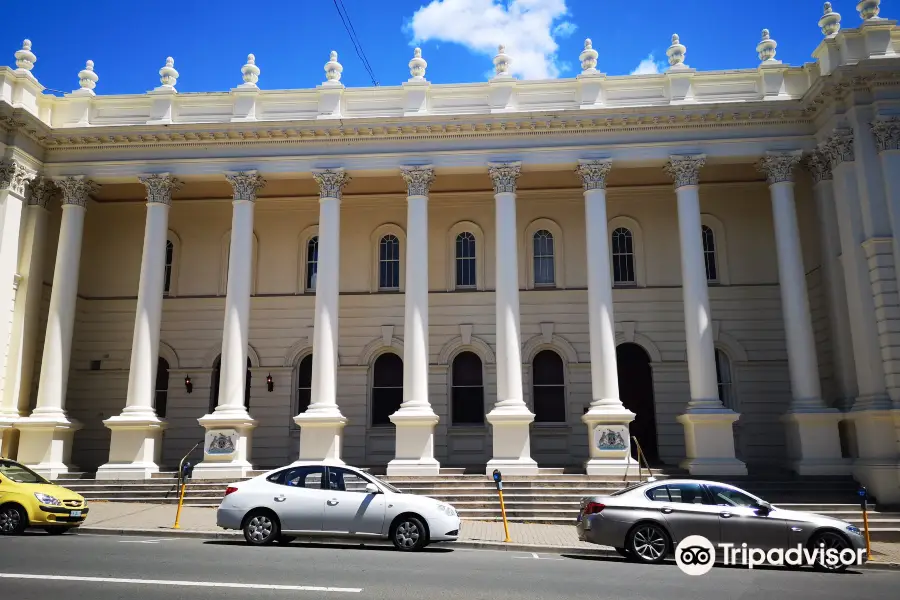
[[44, 527, 70, 535], [276, 535, 296, 544], [242, 510, 280, 546], [391, 516, 428, 552], [810, 531, 852, 573], [626, 522, 670, 565], [614, 547, 632, 559], [0, 504, 27, 536]]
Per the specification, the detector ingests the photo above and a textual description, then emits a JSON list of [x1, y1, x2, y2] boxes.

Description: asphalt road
[[0, 532, 897, 600]]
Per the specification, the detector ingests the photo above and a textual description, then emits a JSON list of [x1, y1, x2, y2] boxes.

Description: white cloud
[[407, 0, 575, 80], [630, 53, 666, 75]]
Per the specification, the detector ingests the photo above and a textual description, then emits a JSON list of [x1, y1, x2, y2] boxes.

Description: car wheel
[[810, 531, 852, 573], [242, 511, 280, 546], [627, 522, 669, 564], [614, 547, 632, 559], [391, 516, 428, 552], [44, 527, 70, 535], [0, 504, 27, 535], [276, 535, 296, 544]]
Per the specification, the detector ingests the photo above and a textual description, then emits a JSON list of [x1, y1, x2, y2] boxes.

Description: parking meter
[[492, 469, 502, 491], [492, 469, 511, 542], [858, 486, 868, 509], [858, 486, 872, 560], [181, 461, 194, 484]]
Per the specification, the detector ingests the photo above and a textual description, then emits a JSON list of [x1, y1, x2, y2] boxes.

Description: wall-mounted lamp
[[266, 373, 274, 393], [184, 374, 193, 394]]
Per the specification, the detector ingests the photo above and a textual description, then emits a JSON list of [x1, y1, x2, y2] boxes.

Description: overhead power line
[[332, 0, 379, 86]]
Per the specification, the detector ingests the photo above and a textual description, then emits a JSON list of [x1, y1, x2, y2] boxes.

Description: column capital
[[312, 168, 351, 199], [757, 151, 802, 185], [575, 159, 612, 190], [664, 154, 706, 189], [870, 118, 900, 153], [400, 165, 435, 197], [0, 158, 36, 198], [488, 161, 521, 194], [803, 150, 833, 184], [822, 129, 855, 167], [138, 173, 183, 206], [53, 176, 98, 208], [26, 175, 57, 209], [225, 171, 266, 202]]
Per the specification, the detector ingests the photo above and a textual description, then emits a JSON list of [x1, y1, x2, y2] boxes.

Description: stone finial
[[579, 38, 599, 74], [400, 165, 435, 196], [493, 45, 512, 79], [757, 29, 778, 63], [488, 162, 521, 194], [757, 152, 801, 185], [138, 173, 183, 206], [241, 54, 260, 87], [820, 2, 842, 36], [76, 60, 98, 92], [408, 47, 427, 81], [666, 34, 687, 68], [312, 169, 351, 199], [15, 39, 36, 72], [664, 155, 706, 189], [159, 57, 179, 88], [857, 0, 881, 20], [324, 50, 343, 83], [575, 160, 612, 190]]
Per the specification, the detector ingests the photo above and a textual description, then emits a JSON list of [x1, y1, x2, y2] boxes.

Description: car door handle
[[274, 496, 286, 502], [720, 512, 732, 518], [661, 507, 674, 514], [327, 499, 339, 506]]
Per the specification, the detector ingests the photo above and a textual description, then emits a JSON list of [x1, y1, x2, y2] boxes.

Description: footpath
[[76, 501, 900, 570]]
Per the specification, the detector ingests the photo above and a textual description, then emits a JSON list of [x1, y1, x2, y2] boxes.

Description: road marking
[[118, 540, 163, 544], [514, 553, 565, 561], [531, 552, 540, 559], [0, 574, 362, 593]]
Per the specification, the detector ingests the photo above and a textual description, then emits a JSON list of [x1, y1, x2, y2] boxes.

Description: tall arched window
[[451, 351, 484, 425], [164, 240, 174, 296], [379, 234, 400, 291], [306, 236, 318, 292], [209, 355, 253, 414], [715, 348, 735, 410], [371, 353, 403, 426], [702, 225, 718, 283], [455, 232, 477, 289], [532, 350, 566, 423], [612, 227, 635, 286], [295, 354, 313, 414], [155, 357, 170, 418], [532, 230, 555, 287]]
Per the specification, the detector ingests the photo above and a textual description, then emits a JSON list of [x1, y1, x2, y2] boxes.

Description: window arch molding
[[165, 229, 182, 297], [446, 220, 486, 291], [202, 342, 262, 369], [296, 225, 319, 294], [157, 340, 180, 369], [524, 218, 565, 289], [700, 213, 730, 285], [369, 223, 406, 293], [437, 335, 496, 366], [357, 334, 405, 366], [608, 215, 646, 288], [219, 229, 260, 296], [521, 333, 579, 364]]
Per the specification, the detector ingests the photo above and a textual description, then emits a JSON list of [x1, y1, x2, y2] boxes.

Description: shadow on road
[[203, 540, 455, 553], [561, 554, 864, 575]]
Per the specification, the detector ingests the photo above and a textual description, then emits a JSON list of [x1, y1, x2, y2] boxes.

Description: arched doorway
[[616, 343, 659, 463]]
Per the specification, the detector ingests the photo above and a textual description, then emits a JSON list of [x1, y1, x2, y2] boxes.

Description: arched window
[[295, 354, 313, 414], [306, 236, 318, 292], [702, 225, 718, 283], [455, 232, 477, 289], [164, 240, 174, 296], [379, 234, 400, 291], [532, 350, 566, 423], [451, 351, 484, 425], [532, 230, 555, 287], [715, 348, 735, 410], [371, 353, 403, 426], [155, 357, 170, 418], [209, 355, 253, 414], [612, 227, 635, 286]]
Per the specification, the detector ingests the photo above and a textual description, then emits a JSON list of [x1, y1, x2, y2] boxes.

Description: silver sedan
[[576, 479, 867, 572]]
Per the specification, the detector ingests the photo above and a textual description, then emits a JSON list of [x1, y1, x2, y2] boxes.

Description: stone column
[[575, 159, 636, 475], [0, 177, 53, 459], [194, 171, 265, 479], [758, 152, 847, 475], [16, 176, 96, 478], [387, 166, 440, 476], [664, 155, 746, 476], [485, 162, 538, 476], [97, 174, 181, 480], [294, 169, 350, 462]]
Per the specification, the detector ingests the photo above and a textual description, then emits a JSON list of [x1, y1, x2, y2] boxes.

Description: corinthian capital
[[312, 169, 351, 199], [663, 155, 706, 189], [0, 158, 36, 197], [225, 171, 266, 202], [870, 119, 900, 153], [803, 150, 832, 184], [822, 130, 854, 168], [139, 173, 183, 206], [488, 162, 521, 194], [575, 159, 612, 191], [53, 176, 98, 208], [757, 152, 801, 185], [400, 166, 435, 197], [26, 176, 57, 209]]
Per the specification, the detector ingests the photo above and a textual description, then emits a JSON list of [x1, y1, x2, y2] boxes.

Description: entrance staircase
[[57, 467, 900, 541]]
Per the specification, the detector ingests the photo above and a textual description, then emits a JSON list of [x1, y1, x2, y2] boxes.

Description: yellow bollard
[[861, 500, 873, 561], [173, 481, 187, 530], [498, 487, 512, 543]]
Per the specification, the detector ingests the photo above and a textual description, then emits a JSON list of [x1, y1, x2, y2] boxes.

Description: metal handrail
[[166, 440, 202, 499], [623, 435, 656, 483]]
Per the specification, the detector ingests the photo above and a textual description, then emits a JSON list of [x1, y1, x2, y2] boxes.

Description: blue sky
[[0, 1, 865, 95]]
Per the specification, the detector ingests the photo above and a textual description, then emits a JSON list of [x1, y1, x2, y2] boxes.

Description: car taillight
[[583, 501, 605, 515], [225, 486, 238, 496]]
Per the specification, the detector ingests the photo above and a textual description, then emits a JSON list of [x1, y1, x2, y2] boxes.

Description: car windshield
[[610, 481, 650, 496], [0, 459, 49, 484], [366, 473, 402, 494]]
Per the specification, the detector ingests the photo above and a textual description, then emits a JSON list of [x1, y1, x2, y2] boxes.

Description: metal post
[[859, 486, 872, 561], [173, 481, 187, 529], [493, 469, 511, 543]]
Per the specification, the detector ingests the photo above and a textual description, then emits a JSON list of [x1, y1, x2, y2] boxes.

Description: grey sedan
[[576, 479, 867, 572]]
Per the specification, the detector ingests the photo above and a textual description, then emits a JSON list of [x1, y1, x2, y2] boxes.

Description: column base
[[387, 409, 440, 477], [677, 409, 747, 476], [485, 408, 538, 476], [0, 415, 20, 458], [193, 411, 257, 480], [95, 413, 167, 480], [293, 409, 347, 463], [581, 406, 637, 476], [14, 412, 82, 478], [781, 408, 851, 476]]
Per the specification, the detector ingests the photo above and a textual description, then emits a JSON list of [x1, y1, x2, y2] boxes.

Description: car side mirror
[[365, 483, 380, 494], [755, 501, 772, 516]]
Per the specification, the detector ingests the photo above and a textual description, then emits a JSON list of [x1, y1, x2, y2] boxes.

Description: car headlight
[[438, 504, 456, 516], [34, 492, 61, 506], [847, 525, 862, 535]]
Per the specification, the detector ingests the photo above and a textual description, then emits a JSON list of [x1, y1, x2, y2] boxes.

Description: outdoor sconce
[[184, 374, 193, 394], [266, 373, 274, 393]]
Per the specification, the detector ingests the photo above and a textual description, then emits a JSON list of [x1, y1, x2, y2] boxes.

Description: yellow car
[[0, 458, 88, 535]]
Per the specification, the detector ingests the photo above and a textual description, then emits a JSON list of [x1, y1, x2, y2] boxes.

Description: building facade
[[1, 4, 900, 501]]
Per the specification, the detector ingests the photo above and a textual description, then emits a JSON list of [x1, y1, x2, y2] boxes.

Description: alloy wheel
[[247, 515, 273, 543], [394, 520, 420, 549], [632, 525, 667, 561], [814, 532, 850, 571], [0, 507, 21, 533]]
